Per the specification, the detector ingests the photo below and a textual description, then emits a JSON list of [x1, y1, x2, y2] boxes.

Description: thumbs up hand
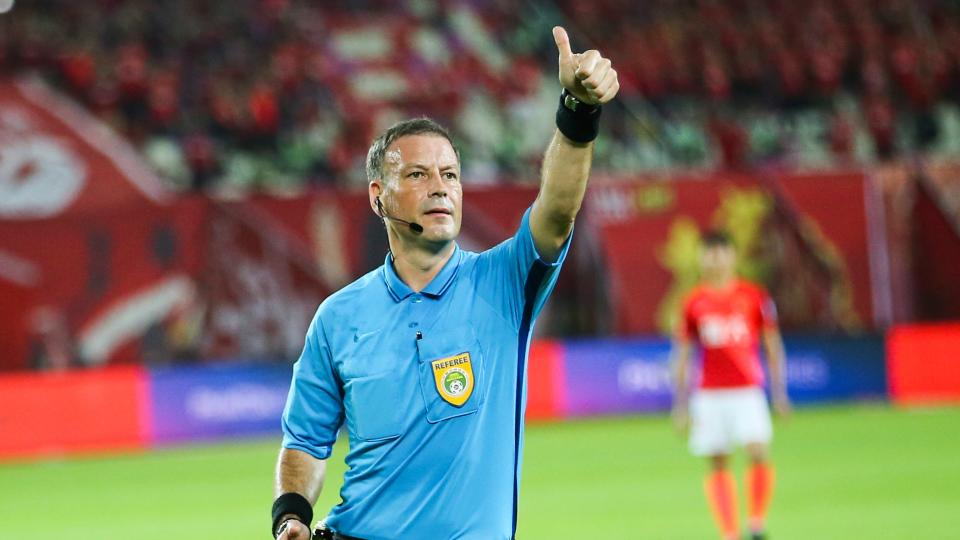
[[553, 26, 620, 106]]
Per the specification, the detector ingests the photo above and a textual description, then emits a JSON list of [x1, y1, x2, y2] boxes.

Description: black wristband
[[271, 492, 313, 538], [556, 89, 601, 143]]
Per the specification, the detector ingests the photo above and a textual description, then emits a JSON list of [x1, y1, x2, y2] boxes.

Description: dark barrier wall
[[559, 334, 888, 417], [148, 363, 293, 444], [562, 338, 673, 416], [781, 335, 888, 403], [0, 334, 891, 460]]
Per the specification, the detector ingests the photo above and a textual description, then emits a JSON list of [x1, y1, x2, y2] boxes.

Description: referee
[[271, 27, 619, 540]]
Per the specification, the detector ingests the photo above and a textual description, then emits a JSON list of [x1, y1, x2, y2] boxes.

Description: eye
[[408, 171, 425, 179], [443, 172, 459, 181]]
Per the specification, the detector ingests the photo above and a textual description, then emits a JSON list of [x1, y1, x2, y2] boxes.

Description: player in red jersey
[[671, 230, 791, 540]]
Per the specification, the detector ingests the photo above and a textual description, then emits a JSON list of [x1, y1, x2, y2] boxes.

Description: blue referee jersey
[[281, 208, 571, 540]]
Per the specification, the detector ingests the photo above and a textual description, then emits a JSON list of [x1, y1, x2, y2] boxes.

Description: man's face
[[700, 244, 736, 279], [373, 134, 463, 245]]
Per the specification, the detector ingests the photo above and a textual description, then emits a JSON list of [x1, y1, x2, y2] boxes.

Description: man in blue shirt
[[272, 27, 620, 540]]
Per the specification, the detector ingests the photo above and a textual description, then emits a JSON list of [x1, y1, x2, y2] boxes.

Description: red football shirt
[[678, 280, 777, 389]]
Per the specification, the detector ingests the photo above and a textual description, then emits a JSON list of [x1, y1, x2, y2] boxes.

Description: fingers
[[778, 402, 793, 418], [773, 399, 792, 421], [575, 49, 602, 81], [591, 70, 620, 104], [582, 57, 610, 89], [287, 528, 308, 539], [553, 26, 573, 60], [279, 520, 310, 540], [578, 59, 619, 104]]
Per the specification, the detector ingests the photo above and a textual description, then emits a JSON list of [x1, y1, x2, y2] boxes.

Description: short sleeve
[[757, 287, 778, 330], [281, 313, 344, 460], [676, 293, 699, 341], [475, 207, 573, 326]]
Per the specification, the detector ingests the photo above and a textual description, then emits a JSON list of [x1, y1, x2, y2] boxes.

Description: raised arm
[[529, 26, 619, 261]]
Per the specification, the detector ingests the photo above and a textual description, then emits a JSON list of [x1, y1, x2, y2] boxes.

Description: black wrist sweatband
[[556, 89, 602, 143], [272, 492, 313, 537]]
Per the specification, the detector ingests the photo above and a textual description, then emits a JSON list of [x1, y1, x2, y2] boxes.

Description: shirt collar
[[382, 244, 462, 302]]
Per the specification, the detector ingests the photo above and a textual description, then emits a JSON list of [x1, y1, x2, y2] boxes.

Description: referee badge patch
[[431, 352, 474, 407]]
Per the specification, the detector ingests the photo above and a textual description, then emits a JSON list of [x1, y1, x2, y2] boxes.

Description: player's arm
[[670, 336, 694, 434], [273, 448, 326, 539], [273, 314, 341, 539], [529, 26, 619, 261], [761, 326, 791, 417]]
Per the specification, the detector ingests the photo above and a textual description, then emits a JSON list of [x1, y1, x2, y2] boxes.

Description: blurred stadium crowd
[[3, 0, 960, 193]]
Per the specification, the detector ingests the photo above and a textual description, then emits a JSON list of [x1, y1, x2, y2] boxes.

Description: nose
[[427, 169, 447, 198]]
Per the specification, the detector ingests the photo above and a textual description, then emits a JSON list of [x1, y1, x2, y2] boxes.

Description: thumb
[[553, 26, 573, 60]]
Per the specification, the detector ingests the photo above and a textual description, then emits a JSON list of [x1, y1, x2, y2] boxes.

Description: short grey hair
[[365, 117, 461, 183]]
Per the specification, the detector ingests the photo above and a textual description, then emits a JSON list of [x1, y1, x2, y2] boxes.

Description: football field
[[1, 404, 957, 539]]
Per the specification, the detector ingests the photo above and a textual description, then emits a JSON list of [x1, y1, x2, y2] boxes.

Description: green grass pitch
[[0, 404, 957, 539]]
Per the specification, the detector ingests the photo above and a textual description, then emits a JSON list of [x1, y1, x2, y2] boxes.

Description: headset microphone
[[376, 197, 424, 234]]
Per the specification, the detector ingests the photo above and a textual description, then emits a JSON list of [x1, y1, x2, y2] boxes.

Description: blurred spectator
[[709, 110, 748, 170], [829, 110, 855, 163], [2, 0, 959, 192]]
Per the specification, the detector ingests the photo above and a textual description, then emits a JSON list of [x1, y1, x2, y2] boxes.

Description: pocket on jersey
[[416, 325, 484, 423], [344, 372, 402, 441]]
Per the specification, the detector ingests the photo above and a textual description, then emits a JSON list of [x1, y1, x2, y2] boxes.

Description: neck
[[705, 273, 735, 289], [389, 238, 456, 292]]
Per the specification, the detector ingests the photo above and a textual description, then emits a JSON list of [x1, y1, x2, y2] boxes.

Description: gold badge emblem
[[431, 352, 474, 407]]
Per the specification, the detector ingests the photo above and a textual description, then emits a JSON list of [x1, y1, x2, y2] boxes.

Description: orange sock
[[704, 470, 739, 540], [747, 462, 775, 533]]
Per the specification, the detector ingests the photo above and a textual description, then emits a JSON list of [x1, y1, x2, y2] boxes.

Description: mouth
[[424, 208, 452, 216]]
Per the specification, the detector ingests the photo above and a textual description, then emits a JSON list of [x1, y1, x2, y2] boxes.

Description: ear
[[369, 180, 383, 216]]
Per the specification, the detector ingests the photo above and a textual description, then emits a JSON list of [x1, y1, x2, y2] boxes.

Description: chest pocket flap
[[416, 325, 484, 423]]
